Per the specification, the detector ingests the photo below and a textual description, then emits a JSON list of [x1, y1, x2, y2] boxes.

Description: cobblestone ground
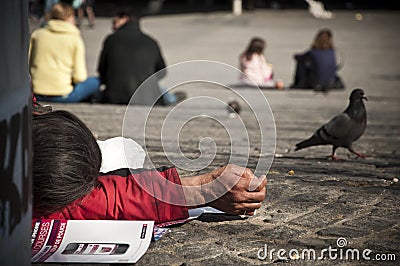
[[34, 10, 399, 266], [49, 84, 399, 266]]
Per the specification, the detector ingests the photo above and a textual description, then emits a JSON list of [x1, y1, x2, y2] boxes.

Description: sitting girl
[[239, 37, 283, 89]]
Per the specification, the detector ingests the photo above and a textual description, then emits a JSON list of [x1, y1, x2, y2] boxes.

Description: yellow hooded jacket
[[29, 20, 87, 96]]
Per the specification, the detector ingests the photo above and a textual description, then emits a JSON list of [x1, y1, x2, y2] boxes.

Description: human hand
[[206, 164, 267, 215], [182, 164, 267, 215]]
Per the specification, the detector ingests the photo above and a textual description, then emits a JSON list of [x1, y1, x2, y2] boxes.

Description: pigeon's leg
[[331, 146, 341, 160], [348, 146, 366, 159]]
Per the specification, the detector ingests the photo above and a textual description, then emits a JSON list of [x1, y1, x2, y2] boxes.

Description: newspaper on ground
[[31, 219, 153, 263]]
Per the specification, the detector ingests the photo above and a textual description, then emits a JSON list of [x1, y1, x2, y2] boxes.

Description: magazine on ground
[[31, 219, 153, 263]]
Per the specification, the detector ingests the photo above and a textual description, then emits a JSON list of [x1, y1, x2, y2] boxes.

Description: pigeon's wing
[[316, 113, 352, 144], [295, 112, 353, 151]]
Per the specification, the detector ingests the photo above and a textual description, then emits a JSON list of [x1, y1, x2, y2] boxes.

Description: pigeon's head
[[227, 100, 241, 117], [227, 99, 241, 115], [349, 88, 368, 102]]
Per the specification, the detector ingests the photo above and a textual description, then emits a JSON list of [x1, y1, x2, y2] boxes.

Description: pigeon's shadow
[[273, 155, 397, 180], [227, 83, 284, 90], [277, 154, 377, 162], [276, 155, 331, 161]]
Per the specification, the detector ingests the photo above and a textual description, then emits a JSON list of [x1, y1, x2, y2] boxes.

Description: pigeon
[[227, 99, 241, 118], [295, 88, 367, 160]]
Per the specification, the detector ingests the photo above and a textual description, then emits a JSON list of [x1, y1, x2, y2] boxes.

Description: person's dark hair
[[32, 110, 102, 215], [312, 29, 333, 50], [113, 6, 139, 20], [243, 37, 266, 60]]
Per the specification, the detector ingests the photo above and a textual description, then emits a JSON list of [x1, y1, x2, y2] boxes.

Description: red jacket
[[33, 167, 189, 226]]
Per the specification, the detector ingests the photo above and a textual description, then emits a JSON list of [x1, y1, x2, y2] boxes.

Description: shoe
[[32, 101, 52, 115], [174, 91, 187, 103]]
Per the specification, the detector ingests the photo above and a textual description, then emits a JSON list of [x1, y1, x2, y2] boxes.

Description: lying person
[[32, 110, 267, 225]]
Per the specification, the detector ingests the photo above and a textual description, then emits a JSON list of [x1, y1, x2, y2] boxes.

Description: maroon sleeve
[[57, 167, 189, 225]]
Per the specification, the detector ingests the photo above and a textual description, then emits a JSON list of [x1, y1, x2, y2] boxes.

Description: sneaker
[[173, 91, 187, 103], [32, 101, 52, 115]]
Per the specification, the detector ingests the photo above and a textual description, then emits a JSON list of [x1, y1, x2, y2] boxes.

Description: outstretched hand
[[181, 164, 267, 216]]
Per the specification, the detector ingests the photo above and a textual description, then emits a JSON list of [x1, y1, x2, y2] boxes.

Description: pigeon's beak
[[362, 95, 368, 101]]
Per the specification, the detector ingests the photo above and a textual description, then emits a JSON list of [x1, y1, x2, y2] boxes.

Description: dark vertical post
[[0, 0, 32, 265]]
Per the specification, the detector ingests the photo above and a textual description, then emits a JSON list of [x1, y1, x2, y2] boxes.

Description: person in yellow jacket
[[29, 2, 100, 102]]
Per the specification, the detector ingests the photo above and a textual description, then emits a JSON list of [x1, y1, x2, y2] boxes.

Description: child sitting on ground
[[239, 37, 284, 89]]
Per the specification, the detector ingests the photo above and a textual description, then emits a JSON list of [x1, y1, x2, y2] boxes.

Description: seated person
[[97, 8, 182, 105], [239, 37, 283, 89], [29, 2, 100, 102], [32, 110, 267, 225], [291, 28, 345, 91]]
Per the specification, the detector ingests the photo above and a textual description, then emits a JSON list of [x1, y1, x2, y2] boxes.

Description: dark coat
[[291, 48, 345, 91], [310, 48, 337, 88], [98, 21, 166, 104]]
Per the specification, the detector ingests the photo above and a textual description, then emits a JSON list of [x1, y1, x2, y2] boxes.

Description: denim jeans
[[35, 77, 101, 103], [160, 87, 177, 105]]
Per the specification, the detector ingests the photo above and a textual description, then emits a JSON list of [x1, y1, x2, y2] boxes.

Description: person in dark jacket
[[32, 110, 267, 224], [291, 29, 344, 91], [98, 8, 178, 105]]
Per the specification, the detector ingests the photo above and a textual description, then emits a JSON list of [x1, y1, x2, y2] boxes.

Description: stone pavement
[[33, 10, 399, 265]]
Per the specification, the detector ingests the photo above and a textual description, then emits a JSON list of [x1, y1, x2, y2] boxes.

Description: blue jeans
[[35, 77, 101, 103], [160, 87, 177, 105]]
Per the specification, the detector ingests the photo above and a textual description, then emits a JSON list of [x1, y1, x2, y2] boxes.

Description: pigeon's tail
[[295, 135, 325, 151]]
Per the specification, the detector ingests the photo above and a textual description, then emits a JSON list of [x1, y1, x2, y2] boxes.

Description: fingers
[[248, 174, 267, 192], [245, 211, 255, 216], [232, 166, 267, 192], [243, 192, 266, 203], [229, 202, 262, 215], [242, 202, 262, 210], [232, 173, 267, 203], [223, 164, 254, 178], [208, 165, 268, 217], [237, 188, 266, 204]]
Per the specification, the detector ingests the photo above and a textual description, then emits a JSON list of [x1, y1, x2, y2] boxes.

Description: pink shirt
[[240, 53, 274, 86]]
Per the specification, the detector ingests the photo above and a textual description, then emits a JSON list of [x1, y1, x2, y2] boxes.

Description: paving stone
[[288, 238, 332, 250], [198, 254, 250, 266], [177, 243, 224, 260], [209, 223, 264, 236], [256, 226, 304, 240], [363, 238, 400, 254], [342, 216, 397, 232], [369, 207, 399, 219], [136, 252, 183, 266], [316, 226, 368, 239], [336, 190, 386, 205], [165, 224, 215, 244], [288, 203, 359, 228]]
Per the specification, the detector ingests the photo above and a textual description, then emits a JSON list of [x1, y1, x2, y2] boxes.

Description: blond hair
[[47, 2, 74, 21]]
